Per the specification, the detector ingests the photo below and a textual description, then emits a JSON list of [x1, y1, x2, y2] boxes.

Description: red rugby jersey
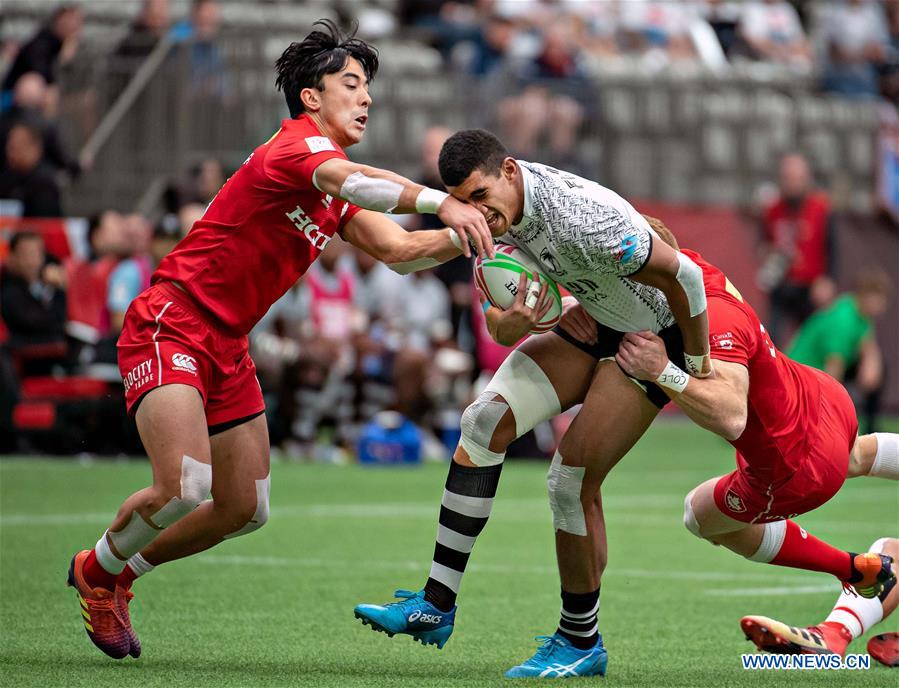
[[682, 250, 828, 484], [153, 115, 361, 335]]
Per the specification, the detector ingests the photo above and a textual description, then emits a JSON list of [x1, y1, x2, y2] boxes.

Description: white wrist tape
[[415, 187, 449, 214], [684, 352, 712, 378], [340, 171, 403, 213], [448, 228, 464, 251], [676, 252, 707, 317], [656, 360, 689, 394]]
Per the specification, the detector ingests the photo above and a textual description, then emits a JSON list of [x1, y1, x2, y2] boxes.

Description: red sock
[[770, 520, 852, 581], [82, 549, 118, 591], [117, 563, 139, 590]]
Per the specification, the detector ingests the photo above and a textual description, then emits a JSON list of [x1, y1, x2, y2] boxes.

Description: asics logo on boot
[[408, 610, 442, 624]]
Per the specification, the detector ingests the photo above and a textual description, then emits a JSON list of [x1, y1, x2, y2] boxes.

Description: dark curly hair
[[275, 19, 379, 118], [438, 129, 509, 188]]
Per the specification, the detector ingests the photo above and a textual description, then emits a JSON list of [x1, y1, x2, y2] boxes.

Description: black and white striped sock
[[557, 587, 600, 650], [423, 461, 503, 612]]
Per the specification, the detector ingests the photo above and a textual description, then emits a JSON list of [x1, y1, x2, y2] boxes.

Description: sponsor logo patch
[[123, 359, 153, 392], [725, 489, 746, 513], [616, 235, 638, 264], [171, 353, 198, 374], [305, 136, 335, 153]]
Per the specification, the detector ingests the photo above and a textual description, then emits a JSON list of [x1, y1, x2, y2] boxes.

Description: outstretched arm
[[314, 158, 493, 258], [341, 209, 463, 274]]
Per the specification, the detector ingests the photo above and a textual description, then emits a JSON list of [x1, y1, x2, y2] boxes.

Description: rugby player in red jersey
[[615, 249, 897, 633], [66, 20, 493, 659]]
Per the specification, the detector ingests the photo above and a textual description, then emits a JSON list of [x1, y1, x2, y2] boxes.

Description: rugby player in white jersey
[[354, 129, 715, 677]]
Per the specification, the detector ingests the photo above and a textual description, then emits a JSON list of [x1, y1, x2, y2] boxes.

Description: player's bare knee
[[224, 474, 271, 539]]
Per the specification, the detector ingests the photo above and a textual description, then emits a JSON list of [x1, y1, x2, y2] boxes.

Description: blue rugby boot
[[354, 589, 455, 649], [505, 632, 608, 678]]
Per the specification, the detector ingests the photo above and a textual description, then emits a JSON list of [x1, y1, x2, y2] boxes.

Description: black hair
[[9, 230, 42, 252], [438, 129, 509, 188], [275, 19, 379, 118]]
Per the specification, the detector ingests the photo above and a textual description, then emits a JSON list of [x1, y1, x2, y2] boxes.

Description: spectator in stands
[[882, 0, 899, 103], [0, 122, 63, 217], [413, 126, 473, 341], [0, 231, 67, 350], [820, 0, 889, 99], [170, 0, 232, 100], [496, 17, 588, 162], [1, 4, 83, 115], [0, 72, 82, 179], [400, 0, 483, 61], [699, 0, 743, 56], [566, 0, 620, 60], [64, 210, 127, 348], [465, 14, 519, 77], [757, 152, 834, 346], [115, 0, 172, 61], [106, 214, 159, 334], [619, 0, 699, 62], [164, 158, 225, 213], [788, 269, 891, 434], [737, 0, 812, 68]]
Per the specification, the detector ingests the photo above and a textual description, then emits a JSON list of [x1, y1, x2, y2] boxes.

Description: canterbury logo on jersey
[[171, 353, 198, 374], [286, 204, 332, 250]]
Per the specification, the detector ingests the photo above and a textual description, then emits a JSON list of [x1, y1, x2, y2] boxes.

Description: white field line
[[194, 553, 833, 590]]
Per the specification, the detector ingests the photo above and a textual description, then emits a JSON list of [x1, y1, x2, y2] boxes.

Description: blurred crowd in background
[[0, 1, 896, 459]]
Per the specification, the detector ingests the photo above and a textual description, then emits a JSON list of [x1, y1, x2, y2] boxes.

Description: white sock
[[824, 538, 889, 638], [869, 433, 899, 479], [126, 552, 155, 578], [94, 531, 127, 574]]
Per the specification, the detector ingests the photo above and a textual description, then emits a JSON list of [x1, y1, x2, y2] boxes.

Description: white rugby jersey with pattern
[[499, 160, 675, 334]]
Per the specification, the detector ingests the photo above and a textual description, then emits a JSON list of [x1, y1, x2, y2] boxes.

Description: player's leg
[[847, 433, 899, 480], [741, 537, 899, 661], [69, 384, 212, 658], [551, 360, 658, 643], [683, 477, 894, 597], [354, 331, 597, 646], [122, 413, 270, 571]]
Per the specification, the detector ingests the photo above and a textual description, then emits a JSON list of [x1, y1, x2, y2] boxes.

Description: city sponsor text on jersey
[[123, 359, 154, 393], [286, 203, 333, 251]]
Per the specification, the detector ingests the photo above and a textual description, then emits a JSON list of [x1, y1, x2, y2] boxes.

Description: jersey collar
[[509, 160, 535, 235]]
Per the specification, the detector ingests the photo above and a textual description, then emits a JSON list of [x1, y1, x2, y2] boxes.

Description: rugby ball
[[475, 245, 562, 334]]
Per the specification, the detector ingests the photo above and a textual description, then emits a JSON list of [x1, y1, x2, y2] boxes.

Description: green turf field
[[1, 421, 896, 687]]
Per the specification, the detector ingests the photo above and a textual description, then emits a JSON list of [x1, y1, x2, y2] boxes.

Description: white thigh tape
[[547, 451, 586, 536], [485, 350, 561, 438], [149, 455, 212, 528], [676, 251, 707, 317], [340, 171, 403, 213], [224, 473, 271, 539]]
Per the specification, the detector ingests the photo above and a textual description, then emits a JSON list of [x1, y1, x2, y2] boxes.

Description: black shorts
[[552, 323, 685, 409]]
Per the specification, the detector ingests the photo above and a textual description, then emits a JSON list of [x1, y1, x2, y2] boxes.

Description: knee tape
[[683, 489, 702, 539], [460, 395, 508, 467], [547, 451, 586, 536], [484, 350, 561, 438], [149, 455, 212, 528], [224, 473, 271, 539]]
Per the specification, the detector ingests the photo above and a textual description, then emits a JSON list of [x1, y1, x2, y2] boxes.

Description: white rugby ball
[[475, 245, 562, 334]]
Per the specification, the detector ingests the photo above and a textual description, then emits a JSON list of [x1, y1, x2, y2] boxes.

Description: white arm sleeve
[[339, 171, 404, 213]]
